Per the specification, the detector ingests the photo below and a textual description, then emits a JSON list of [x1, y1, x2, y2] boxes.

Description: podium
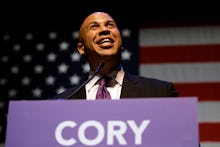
[[5, 97, 199, 147]]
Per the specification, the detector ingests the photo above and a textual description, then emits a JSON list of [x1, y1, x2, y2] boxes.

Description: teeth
[[101, 38, 110, 43], [98, 38, 112, 44], [103, 38, 110, 41]]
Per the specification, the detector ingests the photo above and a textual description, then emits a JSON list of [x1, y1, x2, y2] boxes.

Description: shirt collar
[[86, 66, 124, 91]]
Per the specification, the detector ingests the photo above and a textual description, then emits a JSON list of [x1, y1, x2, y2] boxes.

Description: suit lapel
[[74, 87, 86, 99], [120, 73, 138, 98]]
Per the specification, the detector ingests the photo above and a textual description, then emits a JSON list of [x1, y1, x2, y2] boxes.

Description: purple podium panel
[[5, 97, 199, 147]]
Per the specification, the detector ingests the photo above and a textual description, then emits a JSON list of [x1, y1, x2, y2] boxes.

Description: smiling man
[[54, 11, 178, 100]]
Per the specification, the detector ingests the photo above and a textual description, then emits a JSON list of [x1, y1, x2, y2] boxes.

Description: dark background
[[1, 0, 220, 31]]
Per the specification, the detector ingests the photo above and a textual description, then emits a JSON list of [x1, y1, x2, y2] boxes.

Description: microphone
[[66, 61, 104, 99]]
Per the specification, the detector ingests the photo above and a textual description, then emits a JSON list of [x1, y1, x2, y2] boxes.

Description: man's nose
[[99, 30, 110, 36]]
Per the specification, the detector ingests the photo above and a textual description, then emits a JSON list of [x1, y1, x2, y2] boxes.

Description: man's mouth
[[97, 38, 113, 45]]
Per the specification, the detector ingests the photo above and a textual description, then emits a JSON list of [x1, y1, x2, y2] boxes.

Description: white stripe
[[201, 142, 220, 147], [140, 62, 220, 83], [199, 102, 220, 122], [139, 26, 220, 46]]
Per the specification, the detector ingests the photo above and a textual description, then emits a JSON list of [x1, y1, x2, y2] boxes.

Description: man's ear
[[77, 43, 85, 55]]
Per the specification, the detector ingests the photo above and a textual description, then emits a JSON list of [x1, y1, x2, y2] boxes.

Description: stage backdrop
[[0, 22, 220, 147], [139, 25, 220, 147]]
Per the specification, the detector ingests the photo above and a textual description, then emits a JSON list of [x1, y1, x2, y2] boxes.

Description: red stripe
[[140, 45, 220, 63], [174, 82, 220, 101], [200, 123, 220, 141]]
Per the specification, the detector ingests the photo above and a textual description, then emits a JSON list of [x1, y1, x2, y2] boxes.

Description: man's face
[[78, 12, 123, 59]]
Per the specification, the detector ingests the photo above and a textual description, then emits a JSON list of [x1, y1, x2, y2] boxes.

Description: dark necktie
[[96, 77, 111, 99]]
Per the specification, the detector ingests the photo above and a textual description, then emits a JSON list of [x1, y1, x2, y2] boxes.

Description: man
[[54, 11, 178, 100], [53, 12, 202, 146]]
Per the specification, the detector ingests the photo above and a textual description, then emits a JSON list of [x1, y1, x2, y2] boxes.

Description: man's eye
[[107, 23, 115, 28], [90, 25, 98, 30]]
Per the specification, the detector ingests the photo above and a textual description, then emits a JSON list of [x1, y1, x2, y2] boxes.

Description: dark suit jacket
[[54, 72, 178, 99]]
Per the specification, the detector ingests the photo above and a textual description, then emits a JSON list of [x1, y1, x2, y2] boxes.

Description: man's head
[[77, 12, 123, 74]]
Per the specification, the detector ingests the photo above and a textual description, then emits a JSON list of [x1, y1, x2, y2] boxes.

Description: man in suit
[[53, 12, 203, 146], [54, 11, 178, 100]]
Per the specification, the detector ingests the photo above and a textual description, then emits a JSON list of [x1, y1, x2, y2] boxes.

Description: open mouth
[[96, 38, 114, 45]]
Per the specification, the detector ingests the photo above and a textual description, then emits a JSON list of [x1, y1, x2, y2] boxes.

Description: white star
[[58, 63, 69, 74], [25, 33, 33, 40], [49, 32, 57, 40], [70, 74, 80, 85], [11, 66, 19, 74], [3, 34, 10, 41], [0, 78, 7, 85], [13, 44, 21, 51], [71, 52, 81, 62], [23, 54, 32, 62], [34, 65, 43, 74], [121, 50, 132, 60], [82, 62, 90, 73], [72, 31, 79, 39], [59, 41, 69, 51], [21, 77, 30, 86], [46, 75, 56, 85], [47, 52, 57, 62], [36, 43, 45, 51], [0, 124, 2, 133], [121, 28, 131, 37], [56, 86, 66, 94], [2, 56, 9, 63], [32, 88, 42, 97], [0, 101, 5, 109], [8, 89, 17, 97]]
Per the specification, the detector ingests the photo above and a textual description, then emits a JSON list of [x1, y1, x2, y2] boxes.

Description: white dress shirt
[[85, 67, 125, 100]]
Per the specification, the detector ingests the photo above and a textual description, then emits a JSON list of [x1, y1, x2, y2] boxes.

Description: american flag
[[139, 25, 220, 147], [0, 26, 139, 143]]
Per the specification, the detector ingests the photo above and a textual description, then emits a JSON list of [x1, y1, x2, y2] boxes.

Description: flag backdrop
[[0, 26, 139, 143], [139, 25, 220, 147], [0, 24, 220, 147]]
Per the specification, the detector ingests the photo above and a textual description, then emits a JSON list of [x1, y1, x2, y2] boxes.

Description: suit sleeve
[[167, 82, 179, 97]]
